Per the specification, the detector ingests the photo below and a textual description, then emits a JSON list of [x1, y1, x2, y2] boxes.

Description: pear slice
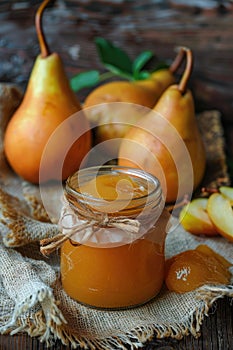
[[179, 198, 218, 236], [207, 193, 233, 242], [219, 186, 233, 205]]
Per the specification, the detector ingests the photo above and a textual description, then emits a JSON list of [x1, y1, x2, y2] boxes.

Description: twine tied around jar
[[40, 196, 141, 256]]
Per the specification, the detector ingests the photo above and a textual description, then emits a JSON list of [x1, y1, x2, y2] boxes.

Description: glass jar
[[60, 165, 167, 309]]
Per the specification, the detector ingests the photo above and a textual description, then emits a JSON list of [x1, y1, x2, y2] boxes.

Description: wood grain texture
[[0, 1, 232, 163], [0, 1, 232, 121]]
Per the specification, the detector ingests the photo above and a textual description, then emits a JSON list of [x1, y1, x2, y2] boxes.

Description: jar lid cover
[[58, 196, 165, 248]]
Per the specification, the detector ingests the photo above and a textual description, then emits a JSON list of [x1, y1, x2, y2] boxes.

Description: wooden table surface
[[0, 1, 233, 349]]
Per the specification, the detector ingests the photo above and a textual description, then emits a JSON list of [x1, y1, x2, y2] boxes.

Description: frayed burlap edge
[[1, 285, 232, 349], [46, 285, 233, 349], [0, 287, 67, 347]]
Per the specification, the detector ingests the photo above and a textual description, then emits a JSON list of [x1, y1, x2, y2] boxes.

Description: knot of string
[[40, 197, 141, 256]]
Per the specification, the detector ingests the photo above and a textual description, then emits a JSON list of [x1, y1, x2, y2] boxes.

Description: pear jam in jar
[[60, 166, 167, 309]]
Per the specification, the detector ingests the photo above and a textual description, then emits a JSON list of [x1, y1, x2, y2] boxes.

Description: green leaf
[[70, 70, 100, 92], [136, 70, 151, 80], [132, 51, 154, 78], [95, 37, 133, 76], [103, 64, 133, 80]]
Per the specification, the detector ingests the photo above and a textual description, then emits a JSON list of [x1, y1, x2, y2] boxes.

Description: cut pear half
[[207, 193, 233, 242], [179, 198, 218, 236], [219, 186, 233, 205]]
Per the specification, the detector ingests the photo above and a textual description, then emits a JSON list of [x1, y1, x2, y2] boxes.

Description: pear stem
[[201, 187, 219, 197], [177, 47, 193, 94], [169, 47, 185, 74], [35, 0, 51, 58]]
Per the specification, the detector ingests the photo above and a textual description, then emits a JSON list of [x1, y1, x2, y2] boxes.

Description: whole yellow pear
[[4, 0, 91, 184], [83, 48, 185, 158], [119, 47, 206, 203]]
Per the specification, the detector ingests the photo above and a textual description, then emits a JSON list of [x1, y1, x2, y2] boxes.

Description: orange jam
[[60, 166, 167, 309], [165, 244, 232, 293]]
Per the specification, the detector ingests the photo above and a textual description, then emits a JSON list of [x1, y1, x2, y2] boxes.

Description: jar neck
[[40, 167, 166, 253], [65, 165, 164, 219]]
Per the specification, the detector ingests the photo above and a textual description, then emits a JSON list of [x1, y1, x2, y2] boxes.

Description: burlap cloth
[[0, 83, 232, 349]]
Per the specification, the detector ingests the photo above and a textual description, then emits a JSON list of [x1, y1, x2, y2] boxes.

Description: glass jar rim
[[65, 165, 162, 209]]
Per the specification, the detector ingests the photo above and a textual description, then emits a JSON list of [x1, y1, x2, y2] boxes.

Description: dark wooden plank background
[[1, 0, 233, 158], [0, 1, 233, 349]]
